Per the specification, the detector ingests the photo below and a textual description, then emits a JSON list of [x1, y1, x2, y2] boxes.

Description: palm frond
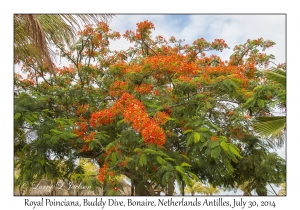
[[61, 14, 113, 29], [14, 14, 56, 76], [253, 116, 286, 137], [255, 67, 286, 144], [264, 68, 286, 87], [26, 15, 55, 74], [14, 14, 114, 76]]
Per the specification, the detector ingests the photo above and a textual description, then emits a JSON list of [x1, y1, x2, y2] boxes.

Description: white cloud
[[108, 14, 285, 65]]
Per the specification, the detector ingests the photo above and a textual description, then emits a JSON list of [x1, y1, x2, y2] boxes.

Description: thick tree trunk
[[167, 176, 175, 196], [125, 170, 155, 196], [131, 176, 154, 195], [134, 181, 150, 195]]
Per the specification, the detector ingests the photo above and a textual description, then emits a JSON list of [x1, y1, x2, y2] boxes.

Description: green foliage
[[139, 154, 147, 166], [193, 132, 201, 143], [253, 68, 286, 143], [265, 68, 286, 87], [254, 116, 286, 137]]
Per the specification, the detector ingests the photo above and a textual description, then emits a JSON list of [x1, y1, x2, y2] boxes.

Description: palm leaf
[[264, 68, 286, 87], [14, 14, 114, 76], [255, 67, 286, 143], [26, 15, 55, 75], [253, 116, 286, 137]]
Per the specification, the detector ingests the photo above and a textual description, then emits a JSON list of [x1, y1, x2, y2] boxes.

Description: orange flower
[[90, 92, 166, 146], [152, 89, 160, 96], [134, 84, 153, 94], [211, 135, 219, 142], [154, 111, 170, 125], [97, 162, 109, 184]]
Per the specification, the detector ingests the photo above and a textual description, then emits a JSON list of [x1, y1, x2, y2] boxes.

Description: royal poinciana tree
[[14, 20, 286, 195]]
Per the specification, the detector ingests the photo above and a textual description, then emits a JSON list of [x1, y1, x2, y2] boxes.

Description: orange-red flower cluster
[[78, 22, 120, 49], [123, 20, 155, 42], [74, 116, 96, 145], [136, 20, 155, 34], [98, 162, 109, 184], [152, 89, 160, 96], [141, 120, 166, 146], [97, 160, 119, 184], [56, 66, 75, 76], [109, 81, 128, 97], [103, 145, 122, 157], [211, 39, 229, 51], [74, 116, 88, 138], [22, 79, 34, 86], [76, 104, 90, 115], [83, 132, 96, 142], [90, 92, 166, 146], [178, 75, 193, 83], [211, 135, 219, 142], [153, 111, 170, 125], [89, 109, 116, 128], [78, 24, 94, 36], [134, 84, 153, 94]]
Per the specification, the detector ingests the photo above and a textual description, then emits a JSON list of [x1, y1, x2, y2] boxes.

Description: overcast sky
[[107, 14, 285, 65]]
